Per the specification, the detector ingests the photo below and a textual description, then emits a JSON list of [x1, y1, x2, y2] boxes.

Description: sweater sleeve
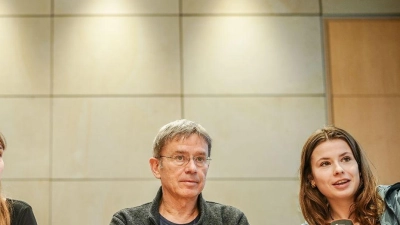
[[110, 212, 127, 225], [237, 212, 250, 225]]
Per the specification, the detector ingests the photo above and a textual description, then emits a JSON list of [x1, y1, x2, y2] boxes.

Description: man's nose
[[184, 157, 198, 172]]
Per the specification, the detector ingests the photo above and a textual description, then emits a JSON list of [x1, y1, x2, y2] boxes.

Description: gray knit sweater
[[110, 187, 250, 225]]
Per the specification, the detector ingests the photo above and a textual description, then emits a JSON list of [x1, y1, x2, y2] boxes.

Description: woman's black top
[[7, 199, 37, 225]]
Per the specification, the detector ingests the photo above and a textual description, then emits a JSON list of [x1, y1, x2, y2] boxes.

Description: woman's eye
[[342, 156, 351, 162], [320, 161, 330, 167]]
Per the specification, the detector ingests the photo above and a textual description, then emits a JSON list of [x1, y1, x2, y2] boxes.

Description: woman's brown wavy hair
[[299, 126, 384, 225], [0, 132, 11, 225]]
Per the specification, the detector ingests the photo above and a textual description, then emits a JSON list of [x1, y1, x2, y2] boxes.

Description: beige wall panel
[[203, 180, 303, 224], [333, 97, 400, 184], [183, 16, 324, 94], [327, 19, 400, 95], [184, 97, 326, 178], [2, 181, 50, 225], [54, 0, 179, 15], [182, 0, 319, 14], [0, 0, 50, 15], [0, 98, 50, 178], [52, 180, 160, 225], [322, 0, 400, 14], [53, 17, 180, 95], [0, 18, 51, 95], [52, 97, 181, 178]]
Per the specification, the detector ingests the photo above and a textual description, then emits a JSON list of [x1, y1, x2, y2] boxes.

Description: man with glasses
[[110, 119, 249, 225]]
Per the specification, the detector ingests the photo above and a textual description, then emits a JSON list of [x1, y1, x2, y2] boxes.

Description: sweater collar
[[148, 186, 207, 224]]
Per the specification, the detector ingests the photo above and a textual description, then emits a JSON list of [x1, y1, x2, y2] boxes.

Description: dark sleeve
[[237, 212, 250, 225], [110, 212, 127, 225], [11, 201, 37, 225], [109, 203, 154, 225]]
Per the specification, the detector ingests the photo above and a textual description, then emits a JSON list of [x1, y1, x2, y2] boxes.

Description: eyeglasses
[[158, 155, 211, 167]]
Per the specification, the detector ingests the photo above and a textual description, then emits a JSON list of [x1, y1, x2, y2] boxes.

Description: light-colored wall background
[[0, 1, 399, 224], [326, 19, 400, 185]]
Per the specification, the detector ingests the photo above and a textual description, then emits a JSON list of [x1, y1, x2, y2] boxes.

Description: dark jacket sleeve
[[9, 200, 37, 225], [14, 207, 37, 225]]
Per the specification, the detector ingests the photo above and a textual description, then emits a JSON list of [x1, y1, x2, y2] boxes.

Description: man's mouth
[[182, 180, 197, 183]]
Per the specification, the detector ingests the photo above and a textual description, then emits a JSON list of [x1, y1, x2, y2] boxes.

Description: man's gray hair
[[153, 119, 212, 158]]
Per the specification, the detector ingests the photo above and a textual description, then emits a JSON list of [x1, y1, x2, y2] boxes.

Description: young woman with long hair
[[0, 133, 37, 225], [299, 126, 399, 225]]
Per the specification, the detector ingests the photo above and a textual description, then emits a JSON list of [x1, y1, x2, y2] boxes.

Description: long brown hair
[[299, 126, 384, 225], [0, 132, 11, 225]]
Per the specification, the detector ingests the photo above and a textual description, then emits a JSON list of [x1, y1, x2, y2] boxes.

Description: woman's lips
[[332, 179, 350, 189]]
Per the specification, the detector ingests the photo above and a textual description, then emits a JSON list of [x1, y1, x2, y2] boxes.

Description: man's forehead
[[162, 135, 208, 152], [170, 149, 207, 155], [169, 134, 206, 143]]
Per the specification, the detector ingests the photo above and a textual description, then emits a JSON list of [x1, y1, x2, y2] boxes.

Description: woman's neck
[[328, 199, 354, 221]]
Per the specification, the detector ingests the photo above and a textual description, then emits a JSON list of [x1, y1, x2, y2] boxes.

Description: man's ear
[[149, 157, 161, 179]]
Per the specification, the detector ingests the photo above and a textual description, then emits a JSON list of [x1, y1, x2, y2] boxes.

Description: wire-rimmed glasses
[[158, 155, 211, 167]]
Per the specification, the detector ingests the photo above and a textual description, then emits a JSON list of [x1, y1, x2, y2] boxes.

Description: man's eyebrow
[[173, 150, 206, 156], [173, 150, 187, 154]]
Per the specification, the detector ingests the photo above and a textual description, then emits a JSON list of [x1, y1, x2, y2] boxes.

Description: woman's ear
[[310, 180, 316, 188], [149, 157, 161, 179], [308, 174, 316, 188]]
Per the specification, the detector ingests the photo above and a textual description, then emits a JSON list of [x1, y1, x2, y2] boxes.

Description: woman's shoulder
[[6, 198, 35, 218], [6, 198, 33, 210], [6, 198, 37, 225]]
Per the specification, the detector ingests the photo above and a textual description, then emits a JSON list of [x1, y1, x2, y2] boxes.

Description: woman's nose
[[333, 163, 345, 175]]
